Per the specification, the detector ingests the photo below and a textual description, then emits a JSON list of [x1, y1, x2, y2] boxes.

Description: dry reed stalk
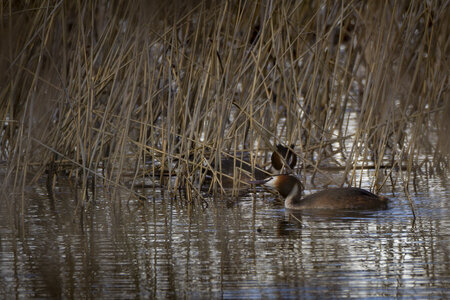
[[0, 1, 447, 211]]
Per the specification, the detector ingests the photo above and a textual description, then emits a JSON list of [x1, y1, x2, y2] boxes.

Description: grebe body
[[254, 175, 389, 210]]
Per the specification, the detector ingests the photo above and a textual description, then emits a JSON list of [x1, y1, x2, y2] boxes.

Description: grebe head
[[251, 174, 304, 204], [264, 175, 303, 197], [271, 144, 297, 173]]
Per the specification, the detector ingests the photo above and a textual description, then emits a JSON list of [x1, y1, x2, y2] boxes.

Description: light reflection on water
[[0, 171, 449, 299]]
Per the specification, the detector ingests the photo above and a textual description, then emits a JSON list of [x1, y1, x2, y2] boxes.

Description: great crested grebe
[[251, 174, 389, 210], [269, 144, 297, 174], [212, 144, 297, 187]]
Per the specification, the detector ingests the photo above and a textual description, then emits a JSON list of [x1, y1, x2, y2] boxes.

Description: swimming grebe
[[212, 144, 297, 187], [252, 174, 389, 210]]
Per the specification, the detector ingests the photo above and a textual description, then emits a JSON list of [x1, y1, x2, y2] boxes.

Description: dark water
[[1, 171, 449, 299]]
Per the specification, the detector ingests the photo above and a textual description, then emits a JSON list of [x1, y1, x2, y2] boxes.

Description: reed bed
[[0, 1, 448, 207]]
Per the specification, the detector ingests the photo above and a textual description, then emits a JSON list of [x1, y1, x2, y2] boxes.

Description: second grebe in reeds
[[269, 144, 297, 175], [213, 144, 297, 184]]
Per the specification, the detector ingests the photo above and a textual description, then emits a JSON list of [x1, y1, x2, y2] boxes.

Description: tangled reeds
[[0, 1, 448, 207]]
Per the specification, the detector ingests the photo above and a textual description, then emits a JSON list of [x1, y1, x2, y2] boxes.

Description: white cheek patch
[[265, 177, 277, 188]]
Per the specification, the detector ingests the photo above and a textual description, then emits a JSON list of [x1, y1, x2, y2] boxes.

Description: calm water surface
[[0, 171, 449, 299]]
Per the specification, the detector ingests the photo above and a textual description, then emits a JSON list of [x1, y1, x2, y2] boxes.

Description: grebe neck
[[284, 181, 302, 209]]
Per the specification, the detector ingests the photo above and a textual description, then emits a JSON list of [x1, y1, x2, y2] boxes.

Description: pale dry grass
[[0, 1, 448, 209]]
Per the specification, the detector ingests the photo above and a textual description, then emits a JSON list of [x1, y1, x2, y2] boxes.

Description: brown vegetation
[[0, 1, 448, 206]]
